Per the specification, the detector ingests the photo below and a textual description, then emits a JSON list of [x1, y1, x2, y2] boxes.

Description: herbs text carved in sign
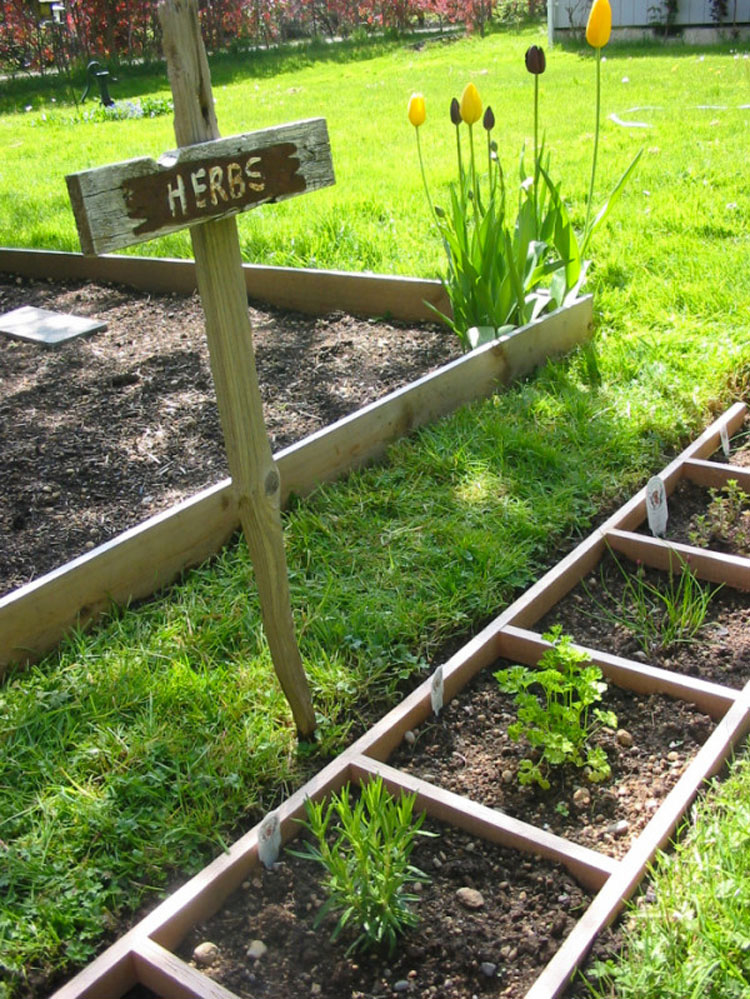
[[125, 143, 305, 239], [65, 118, 334, 256]]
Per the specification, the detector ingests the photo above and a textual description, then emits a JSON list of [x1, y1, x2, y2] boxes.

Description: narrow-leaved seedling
[[495, 625, 616, 789], [583, 550, 722, 654], [290, 777, 434, 955]]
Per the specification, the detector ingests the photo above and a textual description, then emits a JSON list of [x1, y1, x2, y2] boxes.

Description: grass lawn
[[1, 21, 750, 999], [585, 754, 750, 998]]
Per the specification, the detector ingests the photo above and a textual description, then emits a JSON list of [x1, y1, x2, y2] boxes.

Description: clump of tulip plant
[[408, 0, 642, 352]]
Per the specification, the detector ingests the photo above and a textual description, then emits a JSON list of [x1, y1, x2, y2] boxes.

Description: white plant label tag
[[646, 475, 668, 537], [720, 424, 730, 458], [257, 810, 281, 869], [430, 665, 444, 716]]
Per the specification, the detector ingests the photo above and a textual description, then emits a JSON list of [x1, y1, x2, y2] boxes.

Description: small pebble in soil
[[246, 939, 268, 961], [456, 886, 485, 909], [573, 787, 591, 809], [192, 941, 219, 966], [393, 980, 411, 992], [616, 728, 634, 748], [608, 820, 630, 838], [404, 730, 416, 746], [480, 962, 498, 977], [550, 913, 568, 938]]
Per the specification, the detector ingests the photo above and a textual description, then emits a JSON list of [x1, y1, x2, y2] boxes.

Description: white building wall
[[551, 0, 739, 31]]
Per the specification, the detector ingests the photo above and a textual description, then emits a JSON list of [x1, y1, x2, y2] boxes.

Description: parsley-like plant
[[495, 625, 616, 789]]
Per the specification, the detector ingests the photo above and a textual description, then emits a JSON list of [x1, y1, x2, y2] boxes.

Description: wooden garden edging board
[[49, 401, 750, 999], [0, 247, 451, 322], [0, 285, 593, 671]]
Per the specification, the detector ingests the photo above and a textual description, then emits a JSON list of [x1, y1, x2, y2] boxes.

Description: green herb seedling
[[495, 625, 616, 790], [290, 777, 435, 955], [583, 549, 722, 655], [689, 479, 750, 555]]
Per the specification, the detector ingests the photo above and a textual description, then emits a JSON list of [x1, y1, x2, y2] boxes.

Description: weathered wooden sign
[[66, 119, 334, 255]]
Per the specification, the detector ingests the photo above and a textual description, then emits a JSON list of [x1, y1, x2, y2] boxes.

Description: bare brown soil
[[637, 474, 750, 558], [542, 538, 750, 690], [178, 819, 593, 999], [391, 668, 711, 860], [0, 274, 460, 597]]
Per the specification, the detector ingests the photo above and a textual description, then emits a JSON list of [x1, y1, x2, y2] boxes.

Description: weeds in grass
[[582, 550, 722, 654], [494, 626, 617, 788], [290, 778, 434, 955]]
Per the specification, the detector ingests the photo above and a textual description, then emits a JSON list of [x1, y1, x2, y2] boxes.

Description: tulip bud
[[450, 96, 461, 126], [407, 92, 426, 128], [525, 45, 546, 75], [585, 0, 612, 48], [459, 82, 482, 126], [483, 106, 495, 131]]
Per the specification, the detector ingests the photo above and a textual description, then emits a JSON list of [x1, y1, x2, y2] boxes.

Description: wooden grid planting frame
[[50, 400, 750, 999]]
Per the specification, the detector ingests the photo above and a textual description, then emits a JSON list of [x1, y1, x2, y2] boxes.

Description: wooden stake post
[[65, 0, 335, 737]]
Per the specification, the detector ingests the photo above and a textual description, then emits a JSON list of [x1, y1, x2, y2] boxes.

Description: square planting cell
[[0, 305, 106, 346]]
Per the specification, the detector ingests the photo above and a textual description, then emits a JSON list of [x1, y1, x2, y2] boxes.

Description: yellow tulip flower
[[586, 0, 612, 48], [407, 93, 426, 128], [459, 82, 482, 126]]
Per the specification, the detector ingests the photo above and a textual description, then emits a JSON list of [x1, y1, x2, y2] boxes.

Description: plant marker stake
[[257, 810, 282, 869], [65, 0, 335, 737], [431, 665, 445, 716], [646, 475, 668, 538], [720, 424, 730, 458]]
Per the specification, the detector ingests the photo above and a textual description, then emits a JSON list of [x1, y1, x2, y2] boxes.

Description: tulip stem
[[584, 46, 602, 249], [468, 123, 480, 220], [533, 73, 539, 237], [415, 128, 437, 228], [455, 124, 467, 212]]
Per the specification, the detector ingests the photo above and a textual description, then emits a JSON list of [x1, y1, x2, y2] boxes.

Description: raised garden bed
[[390, 666, 713, 859], [177, 821, 593, 999], [45, 402, 750, 999], [0, 250, 593, 675], [537, 549, 750, 689], [0, 272, 460, 597], [635, 475, 750, 558]]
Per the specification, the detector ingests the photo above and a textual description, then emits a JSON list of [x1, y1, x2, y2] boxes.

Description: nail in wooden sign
[[65, 117, 334, 255]]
